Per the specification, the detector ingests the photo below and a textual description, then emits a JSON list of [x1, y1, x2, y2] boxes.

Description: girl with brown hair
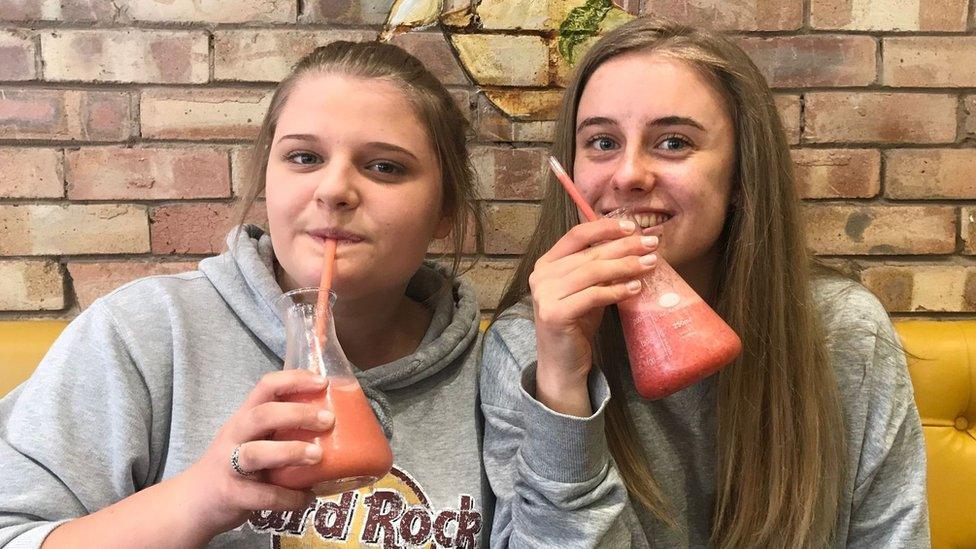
[[481, 18, 928, 548], [1, 41, 490, 547]]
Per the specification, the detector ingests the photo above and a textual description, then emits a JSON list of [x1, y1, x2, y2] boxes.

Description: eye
[[657, 135, 692, 152], [586, 135, 619, 152], [366, 160, 406, 177], [285, 151, 320, 165]]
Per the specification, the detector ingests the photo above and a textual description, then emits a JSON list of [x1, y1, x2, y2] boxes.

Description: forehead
[[577, 51, 730, 123], [276, 73, 425, 136]]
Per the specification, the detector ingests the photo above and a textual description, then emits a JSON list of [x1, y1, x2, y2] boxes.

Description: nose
[[312, 159, 360, 211], [610, 146, 655, 195]]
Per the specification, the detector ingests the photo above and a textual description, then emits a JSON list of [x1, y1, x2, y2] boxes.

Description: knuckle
[[248, 405, 271, 429]]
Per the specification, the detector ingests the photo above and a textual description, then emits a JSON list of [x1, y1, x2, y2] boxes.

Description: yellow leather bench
[[895, 321, 976, 549], [1, 320, 974, 547]]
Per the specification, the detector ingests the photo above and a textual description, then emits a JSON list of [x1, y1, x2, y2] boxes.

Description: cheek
[[573, 162, 611, 203]]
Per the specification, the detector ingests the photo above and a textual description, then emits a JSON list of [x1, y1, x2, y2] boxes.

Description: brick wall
[[1, 0, 974, 318]]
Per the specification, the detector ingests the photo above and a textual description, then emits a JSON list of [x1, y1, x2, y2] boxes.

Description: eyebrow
[[576, 115, 706, 133], [275, 133, 318, 145], [275, 135, 419, 161]]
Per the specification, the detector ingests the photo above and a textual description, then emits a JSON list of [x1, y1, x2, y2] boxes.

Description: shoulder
[[483, 300, 537, 368], [811, 276, 913, 417]]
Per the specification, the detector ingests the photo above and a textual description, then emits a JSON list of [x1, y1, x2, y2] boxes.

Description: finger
[[556, 281, 645, 321], [235, 440, 323, 472], [540, 233, 659, 280], [236, 401, 335, 441], [539, 218, 638, 265], [242, 370, 328, 409], [544, 254, 657, 302], [236, 481, 318, 512]]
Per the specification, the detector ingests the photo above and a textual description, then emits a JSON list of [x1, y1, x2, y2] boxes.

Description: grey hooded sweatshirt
[[480, 277, 929, 548], [0, 225, 491, 548]]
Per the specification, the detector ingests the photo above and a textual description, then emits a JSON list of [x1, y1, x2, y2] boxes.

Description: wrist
[[172, 467, 233, 546], [534, 358, 593, 417]]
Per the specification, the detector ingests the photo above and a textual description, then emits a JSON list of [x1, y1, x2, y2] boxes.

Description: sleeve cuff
[[517, 362, 612, 483]]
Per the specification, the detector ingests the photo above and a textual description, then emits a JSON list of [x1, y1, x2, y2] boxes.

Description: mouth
[[307, 228, 365, 244], [604, 207, 673, 233], [632, 211, 671, 230]]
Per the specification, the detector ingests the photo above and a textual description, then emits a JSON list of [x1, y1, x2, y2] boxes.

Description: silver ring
[[231, 444, 254, 477]]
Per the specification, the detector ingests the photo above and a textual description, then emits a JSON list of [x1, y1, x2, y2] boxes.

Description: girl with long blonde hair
[[481, 18, 928, 548]]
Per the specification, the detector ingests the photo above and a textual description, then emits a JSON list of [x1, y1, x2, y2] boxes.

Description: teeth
[[634, 213, 669, 228]]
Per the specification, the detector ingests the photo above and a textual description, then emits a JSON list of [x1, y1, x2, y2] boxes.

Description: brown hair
[[233, 40, 483, 278], [494, 18, 845, 547]]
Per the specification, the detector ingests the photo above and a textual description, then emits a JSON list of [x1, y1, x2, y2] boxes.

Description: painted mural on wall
[[380, 0, 635, 120]]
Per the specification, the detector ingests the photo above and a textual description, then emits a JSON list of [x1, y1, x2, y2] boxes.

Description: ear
[[434, 215, 452, 240]]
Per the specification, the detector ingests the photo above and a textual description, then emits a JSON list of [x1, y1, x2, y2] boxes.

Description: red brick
[[140, 88, 272, 140], [125, 0, 295, 23], [427, 213, 478, 255], [965, 96, 976, 140], [792, 149, 880, 199], [962, 207, 975, 255], [231, 146, 256, 197], [213, 29, 376, 82], [301, 0, 392, 25], [66, 147, 230, 200], [0, 204, 149, 255], [776, 94, 800, 145], [67, 261, 197, 309], [0, 260, 64, 311], [811, 0, 967, 31], [484, 203, 539, 254], [860, 265, 976, 312], [1, 0, 293, 23], [804, 92, 956, 144], [642, 0, 802, 30], [41, 30, 208, 84], [737, 35, 876, 88], [803, 204, 955, 255], [0, 0, 114, 21], [470, 145, 546, 200], [458, 259, 518, 309], [883, 37, 976, 88], [150, 202, 267, 255], [0, 148, 63, 198], [885, 149, 976, 200], [0, 30, 36, 80], [0, 89, 130, 141], [389, 32, 470, 86]]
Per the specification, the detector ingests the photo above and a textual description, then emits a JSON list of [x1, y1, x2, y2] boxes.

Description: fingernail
[[317, 410, 333, 425], [619, 220, 636, 233], [641, 235, 659, 248], [627, 280, 642, 292], [639, 253, 657, 266], [305, 444, 322, 461]]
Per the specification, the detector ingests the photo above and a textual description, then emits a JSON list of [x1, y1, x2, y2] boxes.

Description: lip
[[307, 228, 365, 243]]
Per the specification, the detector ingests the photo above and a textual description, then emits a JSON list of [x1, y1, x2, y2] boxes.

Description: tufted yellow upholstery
[[894, 321, 976, 549], [0, 321, 68, 398], [1, 320, 974, 546]]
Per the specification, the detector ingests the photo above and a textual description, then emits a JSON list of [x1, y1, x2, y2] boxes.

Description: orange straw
[[547, 156, 599, 222], [314, 239, 337, 343]]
